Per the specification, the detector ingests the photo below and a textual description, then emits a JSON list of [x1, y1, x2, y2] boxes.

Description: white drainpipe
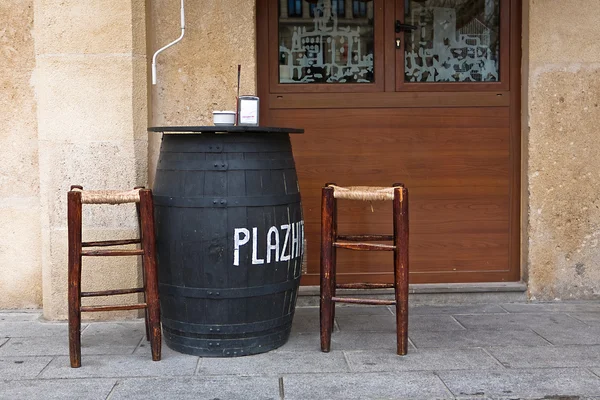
[[152, 0, 186, 85]]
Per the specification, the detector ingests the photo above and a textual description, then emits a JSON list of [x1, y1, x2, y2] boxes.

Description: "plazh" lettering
[[233, 220, 304, 266]]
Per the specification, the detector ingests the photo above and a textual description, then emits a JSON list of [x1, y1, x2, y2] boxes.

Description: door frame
[[256, 0, 522, 284]]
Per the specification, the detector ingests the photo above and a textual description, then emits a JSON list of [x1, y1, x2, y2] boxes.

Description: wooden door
[[257, 0, 521, 285]]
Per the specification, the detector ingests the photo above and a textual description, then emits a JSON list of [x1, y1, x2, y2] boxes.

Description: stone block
[[109, 376, 280, 400], [41, 353, 198, 379], [197, 350, 349, 376], [0, 57, 39, 201], [33, 0, 134, 55], [501, 302, 600, 313], [454, 313, 586, 331], [0, 322, 142, 356], [283, 331, 416, 352], [336, 314, 465, 332], [527, 65, 600, 300], [0, 207, 42, 309], [0, 356, 52, 379], [411, 328, 550, 349], [0, 378, 117, 400], [532, 324, 600, 345], [0, 0, 35, 73], [150, 0, 256, 127], [332, 305, 394, 317], [488, 345, 600, 368], [0, 321, 67, 337], [34, 57, 139, 143], [282, 372, 451, 400], [0, 312, 41, 322], [437, 368, 600, 398], [410, 304, 508, 315], [42, 229, 143, 320], [570, 312, 600, 326], [38, 142, 144, 229], [344, 348, 500, 373], [528, 0, 600, 63]]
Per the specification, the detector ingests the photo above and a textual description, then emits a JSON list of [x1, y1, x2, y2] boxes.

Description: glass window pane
[[404, 0, 500, 83], [279, 0, 375, 84]]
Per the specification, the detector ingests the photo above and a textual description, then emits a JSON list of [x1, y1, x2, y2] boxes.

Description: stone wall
[[0, 0, 42, 309], [527, 0, 600, 299], [148, 0, 257, 185], [33, 0, 149, 319]]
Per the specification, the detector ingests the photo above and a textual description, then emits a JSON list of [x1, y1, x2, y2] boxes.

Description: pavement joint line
[[341, 350, 353, 372], [132, 336, 145, 355], [450, 315, 468, 330], [104, 380, 119, 400], [34, 356, 54, 378], [432, 370, 457, 399], [588, 368, 600, 379], [528, 327, 557, 346], [193, 356, 202, 375], [566, 312, 593, 327], [480, 347, 509, 369], [407, 336, 417, 350], [498, 303, 511, 313]]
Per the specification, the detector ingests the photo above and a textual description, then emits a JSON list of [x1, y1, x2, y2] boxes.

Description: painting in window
[[279, 0, 375, 84], [404, 0, 500, 83]]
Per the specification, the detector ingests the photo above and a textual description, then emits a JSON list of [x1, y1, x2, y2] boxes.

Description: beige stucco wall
[[0, 0, 42, 309], [527, 0, 600, 299], [6, 0, 600, 313], [148, 0, 257, 185], [33, 0, 149, 319]]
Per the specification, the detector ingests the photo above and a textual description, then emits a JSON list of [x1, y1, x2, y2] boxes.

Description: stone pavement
[[1, 302, 600, 399]]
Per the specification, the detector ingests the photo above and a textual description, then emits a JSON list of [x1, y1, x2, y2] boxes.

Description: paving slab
[[569, 312, 600, 326], [0, 326, 142, 356], [0, 312, 42, 322], [345, 348, 501, 373], [488, 345, 600, 369], [40, 353, 198, 379], [454, 313, 586, 331], [0, 356, 53, 379], [411, 328, 551, 349], [0, 321, 74, 337], [290, 312, 321, 334], [332, 305, 394, 317], [281, 372, 452, 400], [337, 314, 465, 332], [438, 368, 600, 398], [501, 302, 600, 313], [198, 349, 349, 376], [282, 331, 417, 352], [109, 376, 280, 400], [0, 378, 117, 400], [408, 304, 508, 315], [531, 324, 600, 345]]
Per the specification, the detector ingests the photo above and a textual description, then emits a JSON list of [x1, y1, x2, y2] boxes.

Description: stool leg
[[393, 186, 409, 355], [320, 186, 335, 352], [139, 189, 161, 361], [330, 196, 337, 332], [136, 201, 150, 342], [67, 191, 83, 368]]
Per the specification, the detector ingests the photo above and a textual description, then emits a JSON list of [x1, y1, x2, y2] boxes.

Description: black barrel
[[153, 130, 303, 357]]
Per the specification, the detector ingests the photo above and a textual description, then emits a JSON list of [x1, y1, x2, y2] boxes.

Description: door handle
[[395, 20, 417, 33]]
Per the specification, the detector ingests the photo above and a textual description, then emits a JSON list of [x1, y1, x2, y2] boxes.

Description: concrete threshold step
[[297, 282, 528, 306]]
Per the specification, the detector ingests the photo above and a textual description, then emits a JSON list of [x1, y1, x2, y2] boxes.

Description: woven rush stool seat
[[320, 183, 409, 355], [67, 185, 161, 368]]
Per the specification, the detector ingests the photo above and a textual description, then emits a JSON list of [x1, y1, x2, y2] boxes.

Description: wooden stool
[[67, 186, 161, 368], [320, 184, 409, 355]]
